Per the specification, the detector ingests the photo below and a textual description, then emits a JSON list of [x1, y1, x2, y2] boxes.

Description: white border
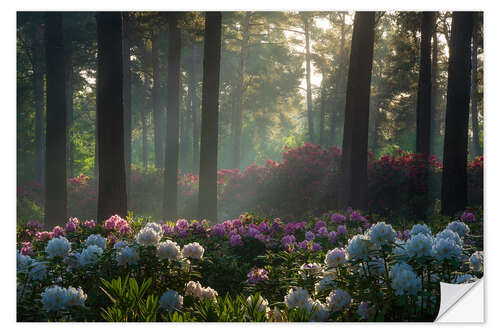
[[3, 0, 498, 331]]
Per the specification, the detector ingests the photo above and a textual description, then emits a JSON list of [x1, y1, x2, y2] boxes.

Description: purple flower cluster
[[331, 213, 346, 224], [247, 268, 269, 283], [350, 211, 368, 223], [461, 212, 475, 223]]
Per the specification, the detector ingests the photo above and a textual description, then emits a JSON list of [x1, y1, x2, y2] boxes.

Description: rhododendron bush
[[17, 210, 483, 322], [17, 144, 484, 222]]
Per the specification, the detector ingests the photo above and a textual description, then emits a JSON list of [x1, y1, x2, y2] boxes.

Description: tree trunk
[[304, 15, 314, 144], [65, 38, 74, 178], [198, 12, 222, 222], [415, 12, 435, 219], [44, 12, 67, 228], [416, 12, 434, 156], [441, 12, 474, 216], [319, 76, 327, 146], [33, 23, 45, 186], [330, 13, 346, 147], [339, 11, 375, 210], [430, 28, 439, 156], [164, 12, 182, 220], [189, 41, 200, 174], [152, 32, 164, 170], [140, 81, 148, 169], [96, 12, 128, 222], [470, 13, 481, 158], [123, 12, 132, 194], [231, 12, 251, 170]]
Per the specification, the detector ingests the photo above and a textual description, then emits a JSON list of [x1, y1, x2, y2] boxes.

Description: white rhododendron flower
[[309, 299, 329, 322], [326, 288, 351, 312], [136, 227, 162, 247], [469, 251, 483, 272], [159, 289, 183, 312], [144, 222, 164, 236], [77, 245, 103, 266], [346, 234, 371, 260], [390, 263, 421, 295], [157, 240, 181, 260], [17, 254, 47, 281], [406, 234, 433, 258], [181, 242, 204, 260], [85, 234, 107, 249], [367, 222, 396, 248], [435, 229, 463, 246], [446, 221, 470, 238], [300, 263, 322, 276], [284, 287, 312, 310], [432, 238, 462, 261], [409, 224, 432, 237], [115, 246, 140, 266], [113, 240, 129, 250], [325, 248, 346, 268], [45, 237, 71, 258], [41, 285, 87, 311], [246, 294, 269, 313], [185, 281, 218, 301]]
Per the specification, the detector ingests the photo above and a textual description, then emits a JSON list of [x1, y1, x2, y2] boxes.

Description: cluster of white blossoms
[[246, 294, 270, 313], [469, 251, 483, 272], [284, 287, 313, 310], [157, 240, 181, 260], [85, 234, 107, 249], [181, 242, 204, 260], [435, 229, 463, 246], [136, 225, 163, 247], [410, 223, 432, 237], [326, 288, 351, 312], [432, 238, 462, 261], [446, 221, 470, 237], [185, 281, 218, 301], [308, 299, 330, 321], [41, 285, 87, 311], [325, 248, 346, 268], [346, 234, 371, 260], [389, 262, 421, 295], [45, 237, 71, 258], [406, 233, 433, 258], [159, 289, 183, 312], [17, 252, 47, 281], [300, 263, 322, 277], [367, 222, 396, 248], [77, 245, 103, 266], [115, 246, 140, 266], [113, 240, 129, 250], [144, 222, 164, 235]]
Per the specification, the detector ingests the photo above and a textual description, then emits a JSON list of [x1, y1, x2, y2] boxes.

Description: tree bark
[[44, 12, 67, 228], [319, 76, 327, 146], [65, 37, 74, 178], [33, 22, 45, 186], [415, 12, 435, 219], [163, 12, 182, 220], [441, 12, 474, 216], [189, 41, 200, 174], [140, 80, 148, 170], [123, 12, 132, 194], [416, 12, 434, 156], [152, 32, 164, 170], [96, 12, 128, 222], [198, 12, 222, 222], [330, 13, 346, 147], [470, 13, 481, 158], [231, 12, 251, 170], [304, 15, 314, 144], [339, 11, 375, 210], [430, 28, 439, 156]]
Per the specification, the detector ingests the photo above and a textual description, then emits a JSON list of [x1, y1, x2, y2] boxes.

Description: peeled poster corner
[[435, 279, 484, 323]]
